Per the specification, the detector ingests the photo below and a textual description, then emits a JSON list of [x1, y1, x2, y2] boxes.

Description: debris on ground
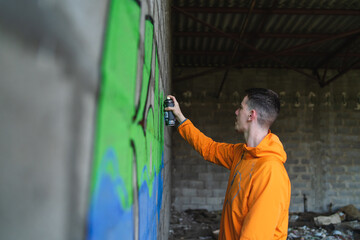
[[314, 212, 345, 226], [340, 205, 360, 221], [287, 225, 355, 240], [169, 208, 220, 240], [169, 206, 360, 240]]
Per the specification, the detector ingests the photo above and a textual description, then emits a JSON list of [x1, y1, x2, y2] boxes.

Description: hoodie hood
[[242, 132, 287, 163]]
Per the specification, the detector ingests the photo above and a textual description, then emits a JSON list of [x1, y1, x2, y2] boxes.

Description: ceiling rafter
[[172, 5, 319, 82], [175, 7, 360, 15], [314, 35, 360, 70], [173, 32, 360, 39], [172, 2, 360, 87], [174, 51, 360, 57], [173, 6, 360, 55], [313, 35, 360, 85], [321, 58, 360, 87], [239, 0, 279, 63], [173, 5, 360, 84], [217, 0, 257, 98]]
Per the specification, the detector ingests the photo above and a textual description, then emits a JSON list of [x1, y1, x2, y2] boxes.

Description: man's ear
[[249, 109, 257, 121]]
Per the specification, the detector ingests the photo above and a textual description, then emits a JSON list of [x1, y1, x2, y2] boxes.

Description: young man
[[166, 88, 291, 239]]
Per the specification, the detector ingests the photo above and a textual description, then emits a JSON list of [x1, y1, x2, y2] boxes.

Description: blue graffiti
[[88, 148, 134, 240], [88, 148, 164, 240], [139, 157, 163, 240], [88, 174, 134, 240]]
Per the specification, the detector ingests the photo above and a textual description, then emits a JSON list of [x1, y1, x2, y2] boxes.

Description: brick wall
[[171, 68, 360, 213]]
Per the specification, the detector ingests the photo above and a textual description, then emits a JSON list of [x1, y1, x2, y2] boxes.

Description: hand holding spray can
[[164, 97, 176, 126]]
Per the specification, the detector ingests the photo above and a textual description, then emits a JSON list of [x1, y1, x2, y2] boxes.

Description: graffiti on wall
[[87, 0, 165, 239]]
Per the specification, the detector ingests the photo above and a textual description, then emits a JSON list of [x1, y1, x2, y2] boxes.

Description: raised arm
[[165, 95, 239, 169]]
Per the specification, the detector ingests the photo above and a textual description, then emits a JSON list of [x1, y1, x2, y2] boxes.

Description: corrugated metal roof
[[172, 0, 360, 85]]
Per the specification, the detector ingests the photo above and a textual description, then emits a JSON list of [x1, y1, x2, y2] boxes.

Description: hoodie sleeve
[[177, 119, 238, 169], [239, 160, 290, 239]]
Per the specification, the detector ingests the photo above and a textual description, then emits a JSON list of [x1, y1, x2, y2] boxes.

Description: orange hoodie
[[178, 119, 291, 240]]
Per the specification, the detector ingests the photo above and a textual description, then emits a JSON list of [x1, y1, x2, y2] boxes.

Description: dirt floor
[[169, 209, 360, 240]]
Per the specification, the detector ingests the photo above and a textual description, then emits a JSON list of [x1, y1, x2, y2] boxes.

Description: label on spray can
[[164, 97, 176, 126]]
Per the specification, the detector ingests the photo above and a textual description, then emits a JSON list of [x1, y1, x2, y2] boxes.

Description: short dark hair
[[245, 88, 280, 128]]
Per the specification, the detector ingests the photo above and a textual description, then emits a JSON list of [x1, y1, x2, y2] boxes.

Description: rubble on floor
[[169, 206, 360, 240], [169, 208, 220, 240], [287, 225, 355, 240], [287, 206, 360, 240]]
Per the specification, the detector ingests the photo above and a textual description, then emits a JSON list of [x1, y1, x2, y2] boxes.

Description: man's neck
[[244, 126, 269, 148]]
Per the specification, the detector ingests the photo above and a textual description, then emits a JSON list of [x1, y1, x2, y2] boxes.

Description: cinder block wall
[[171, 68, 360, 213]]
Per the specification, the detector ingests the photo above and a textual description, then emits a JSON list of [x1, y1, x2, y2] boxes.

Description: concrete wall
[[0, 0, 171, 239], [87, 0, 172, 239], [171, 68, 360, 213]]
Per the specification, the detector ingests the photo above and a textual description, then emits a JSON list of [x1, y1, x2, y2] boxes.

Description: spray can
[[164, 97, 176, 126]]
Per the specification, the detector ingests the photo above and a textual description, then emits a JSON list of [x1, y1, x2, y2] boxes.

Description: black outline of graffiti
[[131, 0, 164, 239]]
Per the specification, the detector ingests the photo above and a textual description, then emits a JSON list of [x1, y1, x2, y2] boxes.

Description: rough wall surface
[[0, 1, 108, 239], [171, 68, 360, 213], [0, 0, 171, 240]]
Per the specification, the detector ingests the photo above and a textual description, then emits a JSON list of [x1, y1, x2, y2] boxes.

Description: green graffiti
[[131, 17, 164, 196], [89, 0, 165, 238], [92, 0, 141, 209]]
